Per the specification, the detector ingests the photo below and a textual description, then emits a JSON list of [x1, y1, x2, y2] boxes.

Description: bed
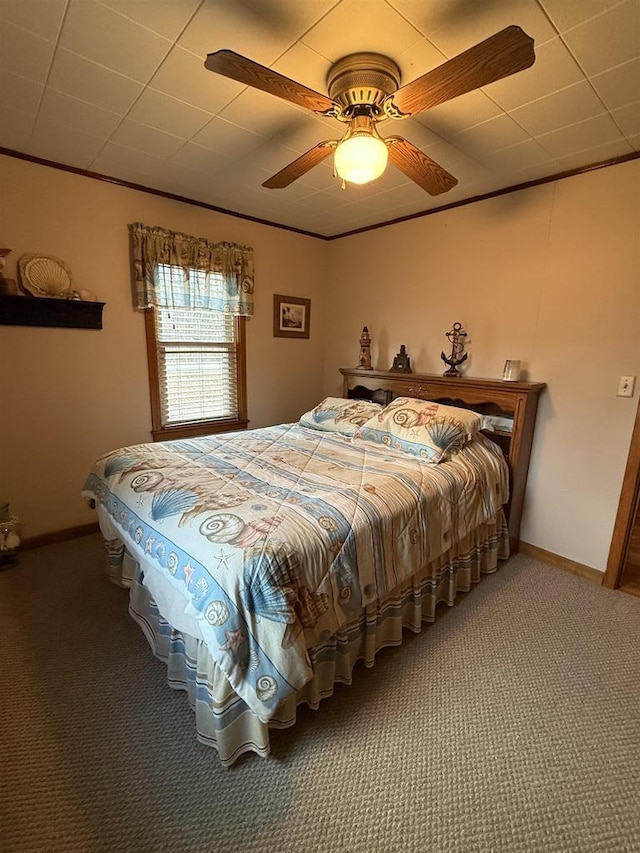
[[83, 370, 544, 766]]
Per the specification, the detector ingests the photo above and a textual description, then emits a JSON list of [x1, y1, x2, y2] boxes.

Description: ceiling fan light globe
[[334, 135, 388, 185]]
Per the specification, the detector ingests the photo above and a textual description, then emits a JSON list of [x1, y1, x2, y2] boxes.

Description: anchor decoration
[[440, 322, 468, 377]]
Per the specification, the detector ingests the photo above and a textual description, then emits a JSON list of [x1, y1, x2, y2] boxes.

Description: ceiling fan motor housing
[[327, 52, 401, 116]]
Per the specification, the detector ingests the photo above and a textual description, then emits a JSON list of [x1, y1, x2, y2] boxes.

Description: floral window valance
[[128, 222, 254, 316]]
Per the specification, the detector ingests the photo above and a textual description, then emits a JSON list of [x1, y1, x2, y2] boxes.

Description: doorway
[[604, 398, 640, 596]]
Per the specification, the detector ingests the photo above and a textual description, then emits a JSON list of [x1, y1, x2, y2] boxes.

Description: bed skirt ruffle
[[103, 511, 509, 766]]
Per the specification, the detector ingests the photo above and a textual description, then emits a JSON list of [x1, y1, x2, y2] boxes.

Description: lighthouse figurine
[[358, 326, 373, 370]]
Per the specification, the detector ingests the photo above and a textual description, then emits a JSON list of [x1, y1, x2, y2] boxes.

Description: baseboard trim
[[519, 541, 603, 583], [22, 522, 100, 551]]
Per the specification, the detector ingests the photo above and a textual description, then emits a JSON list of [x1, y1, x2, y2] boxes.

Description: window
[[144, 264, 247, 441]]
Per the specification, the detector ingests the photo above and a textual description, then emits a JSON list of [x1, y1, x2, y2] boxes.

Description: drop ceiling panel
[[110, 119, 186, 158], [509, 81, 607, 137], [0, 22, 56, 83], [538, 0, 627, 32], [0, 0, 637, 239], [27, 121, 106, 168], [149, 46, 244, 114], [537, 113, 627, 158], [191, 117, 265, 160], [301, 0, 424, 61], [47, 49, 144, 115], [0, 0, 66, 42], [561, 2, 640, 77], [99, 0, 202, 41], [60, 1, 172, 81], [0, 69, 43, 119], [418, 0, 558, 58], [592, 58, 640, 111], [127, 88, 213, 138], [39, 89, 123, 138], [487, 37, 585, 110]]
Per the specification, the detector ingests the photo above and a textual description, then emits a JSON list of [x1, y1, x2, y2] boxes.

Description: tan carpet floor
[[1, 534, 639, 853]]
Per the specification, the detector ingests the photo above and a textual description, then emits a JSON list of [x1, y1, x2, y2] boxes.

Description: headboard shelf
[[340, 367, 546, 553]]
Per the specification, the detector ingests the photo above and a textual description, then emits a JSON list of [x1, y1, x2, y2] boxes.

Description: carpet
[[1, 535, 639, 852]]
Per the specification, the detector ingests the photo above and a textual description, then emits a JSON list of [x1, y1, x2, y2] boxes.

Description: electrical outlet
[[617, 376, 636, 397]]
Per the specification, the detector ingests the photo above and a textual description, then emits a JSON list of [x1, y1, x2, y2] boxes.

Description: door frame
[[603, 398, 640, 588]]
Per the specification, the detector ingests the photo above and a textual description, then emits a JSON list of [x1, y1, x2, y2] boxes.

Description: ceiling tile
[[169, 141, 234, 176], [0, 21, 55, 83], [110, 118, 186, 157], [271, 42, 332, 96], [611, 101, 640, 138], [536, 113, 627, 158], [246, 141, 313, 175], [89, 140, 165, 177], [191, 116, 265, 159], [419, 140, 495, 183], [0, 0, 66, 42], [510, 80, 607, 137], [421, 0, 558, 58], [385, 0, 457, 39], [0, 69, 43, 118], [487, 37, 584, 111], [538, 0, 627, 32], [98, 0, 201, 41], [562, 1, 640, 77], [128, 88, 212, 137], [48, 48, 144, 115], [556, 137, 634, 170], [453, 114, 531, 157], [60, 0, 172, 83], [509, 159, 563, 183], [415, 89, 503, 139], [218, 88, 306, 138], [150, 45, 244, 114], [476, 138, 558, 176], [365, 180, 434, 211], [0, 105, 36, 150], [265, 116, 341, 155], [178, 0, 337, 66], [27, 120, 106, 168], [38, 89, 123, 138], [385, 29, 447, 84], [301, 0, 424, 62], [381, 116, 442, 149], [591, 58, 640, 110]]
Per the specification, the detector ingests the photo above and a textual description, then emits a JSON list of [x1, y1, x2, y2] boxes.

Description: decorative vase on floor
[[0, 503, 21, 568]]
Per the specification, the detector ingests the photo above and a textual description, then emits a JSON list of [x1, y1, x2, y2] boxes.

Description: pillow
[[299, 397, 384, 436], [353, 396, 484, 463]]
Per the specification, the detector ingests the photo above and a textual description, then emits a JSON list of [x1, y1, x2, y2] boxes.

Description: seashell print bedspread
[[83, 424, 508, 722]]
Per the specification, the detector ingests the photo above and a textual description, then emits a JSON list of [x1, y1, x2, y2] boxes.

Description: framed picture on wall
[[273, 294, 311, 339]]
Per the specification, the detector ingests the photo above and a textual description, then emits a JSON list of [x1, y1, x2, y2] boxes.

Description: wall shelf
[[0, 295, 104, 329]]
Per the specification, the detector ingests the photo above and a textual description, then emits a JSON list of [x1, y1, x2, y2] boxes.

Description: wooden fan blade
[[205, 50, 340, 115], [388, 25, 535, 116], [263, 142, 336, 188], [387, 138, 458, 195]]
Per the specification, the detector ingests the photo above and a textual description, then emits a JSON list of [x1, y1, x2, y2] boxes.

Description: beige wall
[[0, 155, 328, 539], [324, 159, 640, 572], [2, 153, 638, 572]]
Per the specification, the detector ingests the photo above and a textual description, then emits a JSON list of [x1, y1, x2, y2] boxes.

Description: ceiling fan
[[204, 26, 535, 195]]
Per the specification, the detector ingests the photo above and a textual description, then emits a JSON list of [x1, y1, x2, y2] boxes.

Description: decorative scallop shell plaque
[[18, 254, 73, 298]]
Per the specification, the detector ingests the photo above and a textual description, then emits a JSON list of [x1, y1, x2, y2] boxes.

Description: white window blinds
[[154, 265, 239, 427]]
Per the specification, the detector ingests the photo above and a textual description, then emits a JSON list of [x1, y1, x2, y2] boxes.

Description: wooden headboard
[[340, 368, 546, 553]]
